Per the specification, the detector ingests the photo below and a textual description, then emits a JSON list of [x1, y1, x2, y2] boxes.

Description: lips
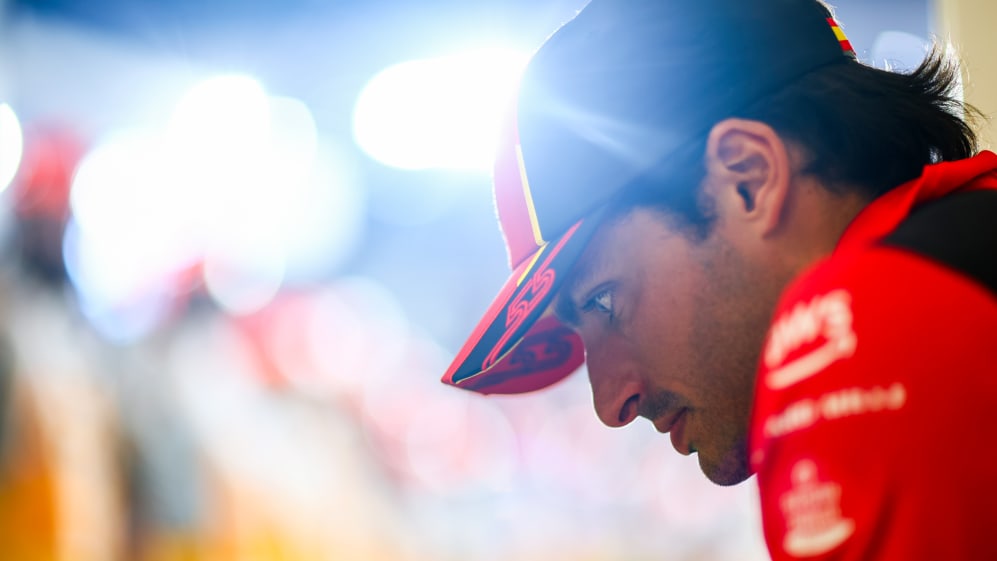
[[655, 408, 691, 456], [669, 409, 691, 455]]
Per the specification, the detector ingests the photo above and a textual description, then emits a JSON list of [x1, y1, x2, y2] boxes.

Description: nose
[[585, 337, 643, 427]]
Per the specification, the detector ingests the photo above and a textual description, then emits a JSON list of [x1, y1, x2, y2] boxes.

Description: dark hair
[[612, 44, 982, 239], [742, 46, 981, 198]]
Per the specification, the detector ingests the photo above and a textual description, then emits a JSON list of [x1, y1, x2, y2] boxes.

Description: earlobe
[[705, 118, 792, 236]]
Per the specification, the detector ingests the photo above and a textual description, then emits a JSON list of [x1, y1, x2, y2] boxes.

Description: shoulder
[[752, 187, 997, 451], [774, 187, 997, 346], [761, 211, 997, 397], [882, 188, 997, 296], [750, 191, 997, 561], [753, 188, 997, 442]]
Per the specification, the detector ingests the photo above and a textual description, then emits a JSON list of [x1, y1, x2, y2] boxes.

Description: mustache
[[638, 390, 684, 420]]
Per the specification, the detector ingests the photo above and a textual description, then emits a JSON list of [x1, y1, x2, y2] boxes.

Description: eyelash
[[582, 287, 615, 321]]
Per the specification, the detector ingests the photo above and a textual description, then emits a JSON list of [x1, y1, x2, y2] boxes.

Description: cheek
[[582, 326, 636, 378], [629, 281, 700, 384]]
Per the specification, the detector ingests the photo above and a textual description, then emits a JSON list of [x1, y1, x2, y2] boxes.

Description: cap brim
[[442, 215, 603, 394]]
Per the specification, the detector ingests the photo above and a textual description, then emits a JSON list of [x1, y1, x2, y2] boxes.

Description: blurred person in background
[[0, 124, 127, 561], [0, 122, 399, 561], [441, 0, 997, 558]]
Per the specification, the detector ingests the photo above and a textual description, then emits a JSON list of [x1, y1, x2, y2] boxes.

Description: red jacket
[[750, 151, 997, 560]]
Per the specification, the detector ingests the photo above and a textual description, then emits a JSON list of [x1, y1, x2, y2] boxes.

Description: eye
[[582, 287, 615, 320]]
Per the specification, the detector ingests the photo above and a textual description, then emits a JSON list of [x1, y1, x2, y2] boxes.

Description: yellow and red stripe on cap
[[827, 18, 856, 58], [493, 111, 548, 271]]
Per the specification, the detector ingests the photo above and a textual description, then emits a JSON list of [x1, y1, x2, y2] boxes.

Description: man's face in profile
[[554, 202, 781, 485]]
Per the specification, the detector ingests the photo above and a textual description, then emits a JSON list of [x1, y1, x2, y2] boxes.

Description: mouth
[[654, 408, 692, 456]]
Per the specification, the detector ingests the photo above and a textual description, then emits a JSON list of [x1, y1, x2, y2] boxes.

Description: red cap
[[440, 103, 598, 394]]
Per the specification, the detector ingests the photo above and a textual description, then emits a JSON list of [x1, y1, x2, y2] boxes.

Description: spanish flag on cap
[[827, 17, 857, 59]]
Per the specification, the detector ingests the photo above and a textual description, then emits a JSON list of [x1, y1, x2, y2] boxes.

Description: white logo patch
[[765, 290, 857, 390], [764, 382, 908, 439], [780, 460, 855, 557]]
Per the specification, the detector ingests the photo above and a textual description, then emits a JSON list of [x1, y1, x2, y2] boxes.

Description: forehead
[[561, 208, 687, 297], [561, 214, 630, 295]]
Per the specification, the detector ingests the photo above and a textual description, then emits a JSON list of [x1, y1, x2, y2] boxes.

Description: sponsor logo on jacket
[[764, 290, 857, 390]]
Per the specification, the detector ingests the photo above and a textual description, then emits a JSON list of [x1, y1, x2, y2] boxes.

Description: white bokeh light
[[168, 74, 272, 167], [66, 129, 193, 343], [69, 129, 194, 299], [163, 74, 275, 250], [67, 73, 365, 338], [0, 103, 24, 193], [203, 239, 286, 316], [63, 217, 181, 344], [353, 47, 530, 171]]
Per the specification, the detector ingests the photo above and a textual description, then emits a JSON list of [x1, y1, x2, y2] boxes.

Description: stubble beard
[[693, 238, 784, 486]]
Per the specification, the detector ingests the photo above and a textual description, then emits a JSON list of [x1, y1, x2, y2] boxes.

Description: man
[[441, 0, 997, 558]]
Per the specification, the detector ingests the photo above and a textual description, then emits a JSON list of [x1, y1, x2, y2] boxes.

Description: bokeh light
[[65, 129, 186, 343], [67, 73, 366, 337], [0, 103, 24, 193], [353, 47, 530, 171]]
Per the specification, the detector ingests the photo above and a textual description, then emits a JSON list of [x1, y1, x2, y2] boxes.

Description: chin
[[699, 447, 752, 486]]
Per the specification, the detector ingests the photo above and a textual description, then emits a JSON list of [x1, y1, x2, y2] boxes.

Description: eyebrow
[[553, 290, 580, 327], [552, 257, 598, 328]]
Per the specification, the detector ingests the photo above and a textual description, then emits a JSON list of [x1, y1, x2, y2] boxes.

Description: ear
[[703, 118, 793, 236]]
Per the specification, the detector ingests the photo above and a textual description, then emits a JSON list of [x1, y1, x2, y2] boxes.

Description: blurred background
[[0, 1, 990, 560]]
